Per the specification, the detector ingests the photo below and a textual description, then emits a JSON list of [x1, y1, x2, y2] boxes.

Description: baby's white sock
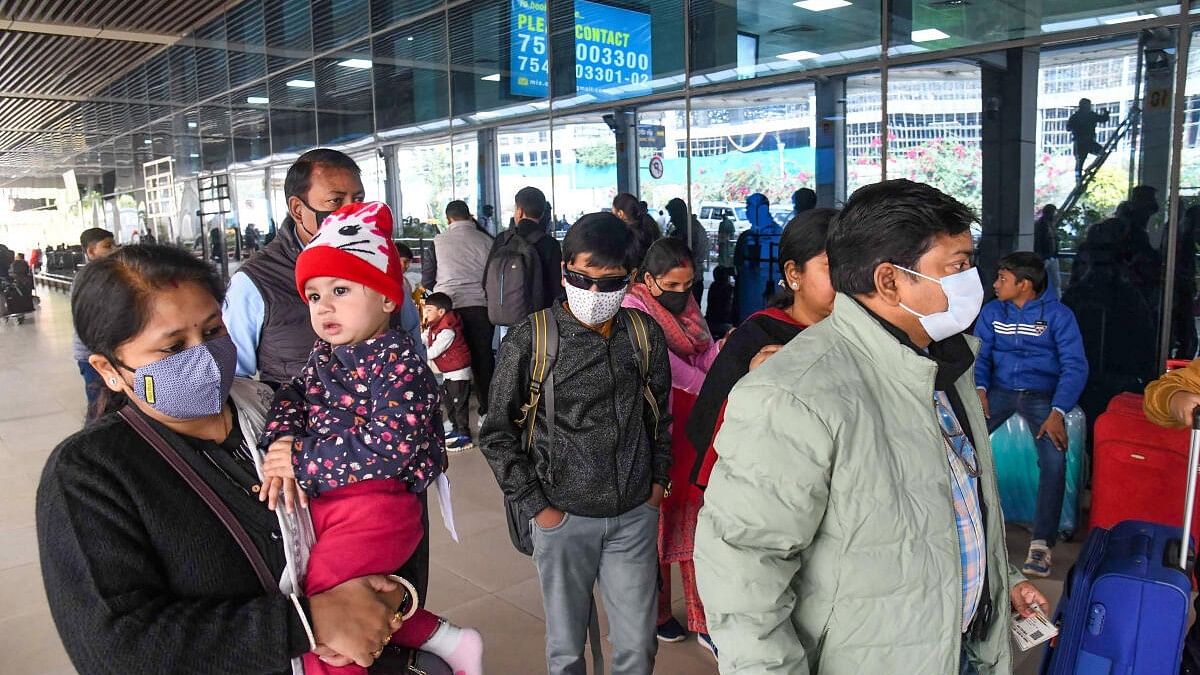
[[421, 620, 483, 675]]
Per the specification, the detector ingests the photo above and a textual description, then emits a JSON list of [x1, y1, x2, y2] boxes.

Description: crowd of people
[[28, 144, 1200, 675]]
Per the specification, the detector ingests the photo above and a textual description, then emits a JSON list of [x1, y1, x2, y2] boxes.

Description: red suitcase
[[1090, 393, 1200, 544]]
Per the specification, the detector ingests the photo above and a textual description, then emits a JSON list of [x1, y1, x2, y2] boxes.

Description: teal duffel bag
[[989, 406, 1087, 541]]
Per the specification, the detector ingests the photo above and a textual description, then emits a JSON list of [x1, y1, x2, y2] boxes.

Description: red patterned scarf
[[629, 282, 713, 357]]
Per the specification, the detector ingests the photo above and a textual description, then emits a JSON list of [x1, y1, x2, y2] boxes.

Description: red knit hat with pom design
[[294, 201, 405, 307]]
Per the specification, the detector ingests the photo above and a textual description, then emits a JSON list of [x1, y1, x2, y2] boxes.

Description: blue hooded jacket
[[973, 292, 1089, 413]]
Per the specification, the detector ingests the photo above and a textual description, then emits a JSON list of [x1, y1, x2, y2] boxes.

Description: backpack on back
[[485, 229, 545, 326]]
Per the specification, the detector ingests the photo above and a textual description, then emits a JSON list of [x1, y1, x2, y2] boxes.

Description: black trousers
[[441, 379, 472, 436], [456, 306, 495, 415]]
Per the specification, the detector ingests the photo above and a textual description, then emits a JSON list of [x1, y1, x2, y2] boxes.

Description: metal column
[[979, 46, 1039, 291], [476, 127, 500, 233], [610, 109, 639, 198], [814, 76, 847, 208]]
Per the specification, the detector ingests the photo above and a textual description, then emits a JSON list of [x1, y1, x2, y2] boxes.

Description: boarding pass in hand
[[1011, 606, 1058, 651]]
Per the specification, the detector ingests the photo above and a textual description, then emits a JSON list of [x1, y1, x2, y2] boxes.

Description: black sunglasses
[[564, 268, 631, 292]]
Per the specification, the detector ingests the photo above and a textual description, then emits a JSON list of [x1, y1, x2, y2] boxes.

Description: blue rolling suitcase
[[1040, 412, 1200, 675]]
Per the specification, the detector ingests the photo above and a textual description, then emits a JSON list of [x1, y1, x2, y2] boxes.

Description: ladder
[[142, 157, 176, 244], [1055, 106, 1141, 227], [198, 174, 234, 281]]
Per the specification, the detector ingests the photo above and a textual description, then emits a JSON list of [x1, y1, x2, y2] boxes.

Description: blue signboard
[[573, 0, 652, 97], [509, 0, 652, 100], [510, 0, 549, 97]]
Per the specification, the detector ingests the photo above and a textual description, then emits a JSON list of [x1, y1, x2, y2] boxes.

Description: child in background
[[259, 201, 482, 675], [974, 251, 1088, 578], [423, 292, 475, 451]]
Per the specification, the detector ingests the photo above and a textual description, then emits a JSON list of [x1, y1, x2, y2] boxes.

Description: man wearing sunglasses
[[696, 180, 1048, 675], [481, 213, 673, 675]]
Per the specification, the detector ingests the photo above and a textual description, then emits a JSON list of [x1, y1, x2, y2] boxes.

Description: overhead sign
[[510, 0, 549, 97], [510, 0, 653, 100], [637, 124, 666, 149]]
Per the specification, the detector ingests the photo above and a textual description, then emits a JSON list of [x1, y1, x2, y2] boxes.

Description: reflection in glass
[[372, 0, 443, 31], [233, 172, 271, 248], [375, 17, 449, 134], [231, 87, 271, 164], [886, 63, 982, 215], [846, 73, 883, 194], [168, 44, 199, 106], [227, 0, 268, 88], [264, 0, 313, 71], [552, 115, 616, 219], [397, 140, 456, 229], [316, 42, 375, 145], [194, 16, 231, 102], [453, 133, 480, 212], [174, 110, 203, 178], [269, 64, 318, 154], [199, 101, 233, 172], [312, 0, 369, 52], [352, 151, 386, 202], [689, 0, 881, 87], [888, 1, 1181, 56], [685, 84, 817, 235], [498, 121, 556, 226]]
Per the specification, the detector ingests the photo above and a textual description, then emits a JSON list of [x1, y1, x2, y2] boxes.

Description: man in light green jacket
[[695, 179, 1049, 675]]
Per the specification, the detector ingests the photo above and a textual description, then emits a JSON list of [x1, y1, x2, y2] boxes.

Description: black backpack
[[484, 229, 546, 326]]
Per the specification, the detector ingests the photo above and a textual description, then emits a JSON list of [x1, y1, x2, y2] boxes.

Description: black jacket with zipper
[[480, 303, 673, 521]]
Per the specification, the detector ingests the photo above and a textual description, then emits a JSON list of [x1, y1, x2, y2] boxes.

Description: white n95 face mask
[[564, 283, 626, 326], [895, 265, 984, 342]]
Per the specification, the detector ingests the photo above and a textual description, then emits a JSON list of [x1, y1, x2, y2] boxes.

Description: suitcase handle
[[1182, 407, 1200, 571]]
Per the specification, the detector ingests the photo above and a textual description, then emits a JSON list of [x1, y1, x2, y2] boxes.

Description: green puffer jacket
[[695, 294, 1022, 674]]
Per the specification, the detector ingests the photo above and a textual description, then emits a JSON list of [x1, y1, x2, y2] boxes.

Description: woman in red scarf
[[621, 236, 722, 656]]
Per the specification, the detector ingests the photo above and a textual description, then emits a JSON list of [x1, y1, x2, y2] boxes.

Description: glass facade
[[1, 0, 1196, 374]]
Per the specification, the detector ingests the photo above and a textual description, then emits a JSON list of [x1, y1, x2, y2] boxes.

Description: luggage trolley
[[0, 278, 37, 324]]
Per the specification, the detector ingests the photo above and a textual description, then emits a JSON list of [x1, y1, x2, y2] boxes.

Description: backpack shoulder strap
[[519, 309, 558, 452], [621, 309, 661, 440]]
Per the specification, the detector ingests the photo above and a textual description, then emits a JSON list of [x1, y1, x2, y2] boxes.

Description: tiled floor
[[0, 285, 1072, 674]]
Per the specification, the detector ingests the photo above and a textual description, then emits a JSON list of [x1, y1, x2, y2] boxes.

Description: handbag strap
[[118, 406, 276, 592]]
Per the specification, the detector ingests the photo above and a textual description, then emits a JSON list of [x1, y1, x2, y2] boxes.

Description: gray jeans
[[532, 502, 660, 675]]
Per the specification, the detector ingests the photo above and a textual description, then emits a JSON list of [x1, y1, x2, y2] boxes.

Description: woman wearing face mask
[[612, 192, 662, 271], [687, 208, 838, 489], [619, 236, 722, 656], [37, 245, 410, 674]]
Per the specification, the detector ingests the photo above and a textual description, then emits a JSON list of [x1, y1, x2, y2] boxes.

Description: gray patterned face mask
[[127, 335, 237, 419], [564, 284, 626, 326]]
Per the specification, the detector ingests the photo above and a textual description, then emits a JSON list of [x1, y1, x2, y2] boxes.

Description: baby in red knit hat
[[258, 201, 483, 675]]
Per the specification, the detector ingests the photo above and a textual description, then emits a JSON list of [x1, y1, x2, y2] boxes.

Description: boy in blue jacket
[[975, 251, 1088, 578]]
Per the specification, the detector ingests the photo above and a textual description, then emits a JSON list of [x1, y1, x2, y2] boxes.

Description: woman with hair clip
[[620, 236, 722, 657], [613, 192, 662, 271], [686, 208, 839, 489], [36, 244, 428, 674]]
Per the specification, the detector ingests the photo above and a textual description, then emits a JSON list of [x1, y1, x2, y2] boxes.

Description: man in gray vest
[[223, 148, 424, 387], [429, 200, 495, 420]]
